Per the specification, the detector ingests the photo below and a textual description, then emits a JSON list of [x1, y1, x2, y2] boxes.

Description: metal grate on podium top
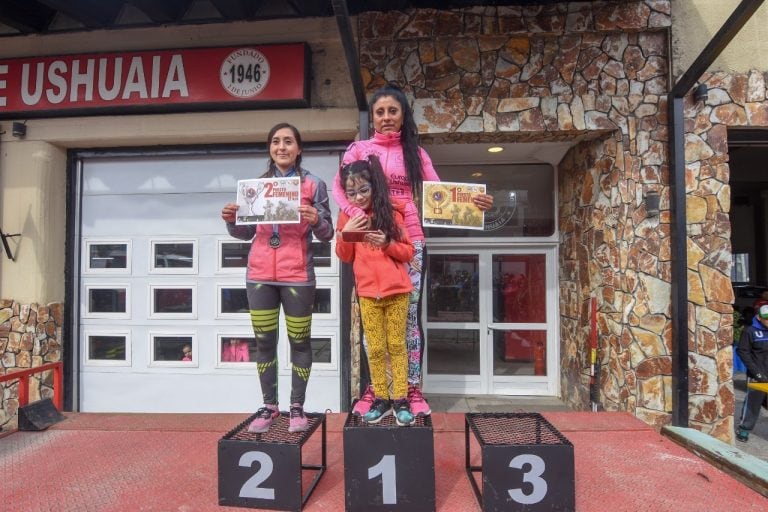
[[466, 412, 571, 447], [223, 411, 324, 444], [344, 412, 432, 429]]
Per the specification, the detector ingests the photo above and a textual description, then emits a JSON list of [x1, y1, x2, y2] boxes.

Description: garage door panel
[[83, 155, 260, 195], [82, 192, 232, 236]]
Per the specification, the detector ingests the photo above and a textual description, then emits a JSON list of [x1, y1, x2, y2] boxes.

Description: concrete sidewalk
[[2, 411, 767, 511]]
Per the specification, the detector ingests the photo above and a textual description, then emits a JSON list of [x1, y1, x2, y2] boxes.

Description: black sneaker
[[362, 398, 392, 424], [736, 428, 749, 442]]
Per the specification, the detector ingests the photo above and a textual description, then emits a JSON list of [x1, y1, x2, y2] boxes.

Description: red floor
[[1, 411, 766, 511]]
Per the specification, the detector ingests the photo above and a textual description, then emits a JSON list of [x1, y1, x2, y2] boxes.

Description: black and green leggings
[[247, 282, 314, 406]]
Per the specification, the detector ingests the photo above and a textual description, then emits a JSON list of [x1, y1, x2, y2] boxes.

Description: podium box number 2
[[218, 412, 326, 511], [465, 412, 575, 512], [344, 414, 435, 512]]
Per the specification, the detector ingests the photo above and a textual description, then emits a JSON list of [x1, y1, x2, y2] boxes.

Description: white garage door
[[76, 150, 342, 413]]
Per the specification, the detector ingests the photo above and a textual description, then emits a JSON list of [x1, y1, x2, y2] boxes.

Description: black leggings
[[247, 282, 315, 406]]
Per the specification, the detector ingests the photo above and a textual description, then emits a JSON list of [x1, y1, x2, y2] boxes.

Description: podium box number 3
[[344, 414, 436, 512], [465, 412, 575, 512], [218, 413, 326, 511]]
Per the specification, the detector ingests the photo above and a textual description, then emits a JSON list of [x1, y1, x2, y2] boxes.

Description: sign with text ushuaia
[[0, 43, 310, 118]]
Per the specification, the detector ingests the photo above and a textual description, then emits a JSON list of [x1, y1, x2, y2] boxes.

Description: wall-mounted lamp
[[12, 121, 27, 138], [644, 190, 660, 218], [693, 83, 708, 103], [1, 228, 21, 261]]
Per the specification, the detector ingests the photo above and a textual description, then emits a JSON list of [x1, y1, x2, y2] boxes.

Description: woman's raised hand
[[221, 203, 239, 223], [342, 214, 370, 232], [472, 193, 494, 211]]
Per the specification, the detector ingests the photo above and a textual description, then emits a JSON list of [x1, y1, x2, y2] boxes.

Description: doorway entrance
[[422, 246, 558, 396]]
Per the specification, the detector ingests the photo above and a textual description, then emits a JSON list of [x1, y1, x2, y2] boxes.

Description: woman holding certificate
[[221, 123, 334, 434], [333, 84, 493, 417]]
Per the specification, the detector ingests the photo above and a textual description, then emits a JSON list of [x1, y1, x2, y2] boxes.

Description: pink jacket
[[334, 131, 440, 242]]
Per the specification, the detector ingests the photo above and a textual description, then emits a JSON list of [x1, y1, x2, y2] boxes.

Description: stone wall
[[681, 70, 768, 440], [357, 1, 691, 430], [0, 300, 63, 431]]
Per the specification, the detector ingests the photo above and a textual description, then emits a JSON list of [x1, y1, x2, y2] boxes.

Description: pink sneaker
[[247, 404, 279, 433], [288, 403, 309, 433], [352, 384, 375, 416], [408, 385, 431, 416]]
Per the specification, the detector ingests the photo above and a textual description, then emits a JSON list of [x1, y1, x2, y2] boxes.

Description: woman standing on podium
[[221, 123, 334, 434], [333, 84, 493, 417]]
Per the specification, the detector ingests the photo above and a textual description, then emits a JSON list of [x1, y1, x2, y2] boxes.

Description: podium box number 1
[[343, 414, 435, 512], [465, 412, 575, 512]]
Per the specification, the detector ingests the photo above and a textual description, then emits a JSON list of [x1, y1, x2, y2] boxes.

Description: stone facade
[[0, 300, 63, 431], [354, 1, 718, 433], [682, 70, 768, 440]]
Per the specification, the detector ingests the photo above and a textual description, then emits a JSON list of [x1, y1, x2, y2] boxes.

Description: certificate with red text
[[235, 177, 301, 225], [422, 181, 486, 230]]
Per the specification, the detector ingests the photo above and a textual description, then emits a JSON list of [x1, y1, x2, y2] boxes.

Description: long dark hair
[[262, 122, 303, 178], [339, 155, 402, 242], [369, 84, 423, 203]]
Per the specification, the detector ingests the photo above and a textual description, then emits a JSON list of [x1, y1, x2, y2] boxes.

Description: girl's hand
[[298, 205, 319, 226], [364, 230, 388, 248], [342, 215, 370, 232], [221, 203, 239, 223], [473, 193, 494, 211]]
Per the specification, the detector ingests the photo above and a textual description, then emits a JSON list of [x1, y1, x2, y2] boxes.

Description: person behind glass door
[[221, 123, 334, 434], [333, 84, 494, 416], [336, 155, 415, 426]]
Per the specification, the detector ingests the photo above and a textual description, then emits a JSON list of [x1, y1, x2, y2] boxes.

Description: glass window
[[150, 240, 196, 273], [87, 287, 127, 314], [732, 252, 750, 283], [311, 336, 332, 364], [492, 254, 546, 323], [313, 288, 332, 314], [219, 336, 257, 364], [492, 329, 547, 376], [220, 287, 249, 314], [426, 254, 479, 322], [424, 164, 555, 237], [220, 242, 251, 269], [426, 328, 479, 375], [150, 286, 195, 317], [87, 335, 127, 362], [151, 335, 194, 363], [311, 241, 332, 268], [85, 241, 130, 272]]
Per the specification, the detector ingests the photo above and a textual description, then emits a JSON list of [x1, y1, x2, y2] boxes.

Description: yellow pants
[[359, 293, 409, 400]]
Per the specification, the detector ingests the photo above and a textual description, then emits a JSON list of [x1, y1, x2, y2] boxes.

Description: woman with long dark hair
[[334, 85, 493, 416], [221, 123, 334, 433]]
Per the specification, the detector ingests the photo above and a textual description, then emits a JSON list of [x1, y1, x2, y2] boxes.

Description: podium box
[[465, 412, 575, 512], [218, 412, 326, 511], [344, 414, 435, 512]]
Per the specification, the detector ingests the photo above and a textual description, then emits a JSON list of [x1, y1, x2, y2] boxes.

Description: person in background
[[336, 156, 415, 426], [181, 344, 192, 362], [736, 304, 768, 442], [334, 84, 493, 417], [221, 122, 334, 434]]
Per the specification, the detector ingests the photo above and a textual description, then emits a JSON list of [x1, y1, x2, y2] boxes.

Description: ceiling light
[[487, 146, 504, 153], [471, 172, 483, 177]]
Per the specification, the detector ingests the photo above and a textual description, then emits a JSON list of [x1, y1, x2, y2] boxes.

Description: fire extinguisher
[[533, 340, 546, 375]]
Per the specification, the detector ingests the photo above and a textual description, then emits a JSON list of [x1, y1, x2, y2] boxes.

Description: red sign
[[0, 43, 310, 118]]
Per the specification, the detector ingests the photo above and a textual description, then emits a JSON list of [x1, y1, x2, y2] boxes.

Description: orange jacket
[[335, 204, 414, 299]]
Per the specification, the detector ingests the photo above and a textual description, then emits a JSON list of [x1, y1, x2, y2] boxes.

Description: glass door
[[423, 247, 558, 396]]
